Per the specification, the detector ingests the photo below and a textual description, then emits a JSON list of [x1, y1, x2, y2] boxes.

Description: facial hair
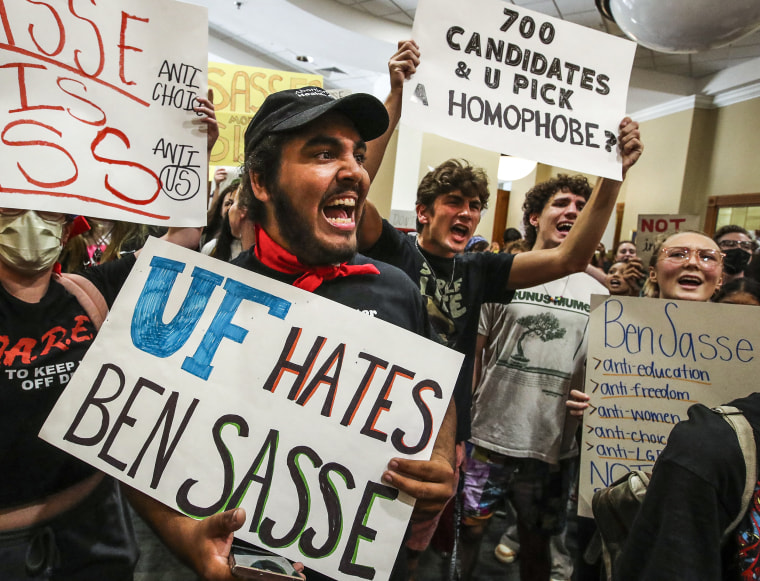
[[269, 182, 358, 266]]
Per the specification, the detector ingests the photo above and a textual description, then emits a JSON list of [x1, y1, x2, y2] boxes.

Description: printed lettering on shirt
[[1, 316, 93, 391], [419, 262, 465, 346]]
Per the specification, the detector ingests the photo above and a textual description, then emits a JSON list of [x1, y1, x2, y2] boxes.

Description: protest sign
[[635, 214, 701, 268], [405, 0, 636, 179], [208, 62, 322, 166], [0, 0, 208, 225], [578, 295, 758, 517], [40, 238, 462, 581]]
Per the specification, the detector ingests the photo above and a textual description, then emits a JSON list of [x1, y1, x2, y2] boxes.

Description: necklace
[[415, 239, 456, 288], [541, 274, 571, 304]]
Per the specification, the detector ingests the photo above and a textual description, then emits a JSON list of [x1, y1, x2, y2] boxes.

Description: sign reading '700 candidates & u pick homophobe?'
[[40, 238, 463, 581], [406, 0, 636, 179]]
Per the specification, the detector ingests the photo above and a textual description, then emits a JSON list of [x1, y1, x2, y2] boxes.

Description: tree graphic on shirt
[[513, 312, 566, 361]]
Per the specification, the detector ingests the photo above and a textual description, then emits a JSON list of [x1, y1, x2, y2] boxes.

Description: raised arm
[[364, 40, 420, 182], [508, 117, 643, 289], [138, 92, 218, 255], [357, 199, 384, 252]]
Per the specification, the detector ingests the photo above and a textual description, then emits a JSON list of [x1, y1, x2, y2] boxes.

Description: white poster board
[[635, 214, 701, 268], [40, 238, 463, 581], [578, 295, 759, 517], [405, 0, 636, 180], [0, 0, 208, 226]]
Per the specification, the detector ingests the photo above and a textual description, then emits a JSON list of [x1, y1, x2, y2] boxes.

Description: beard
[[269, 182, 358, 267]]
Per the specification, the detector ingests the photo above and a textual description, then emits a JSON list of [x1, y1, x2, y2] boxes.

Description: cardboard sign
[[40, 238, 462, 581], [578, 295, 759, 517], [635, 214, 701, 269], [208, 62, 322, 166], [405, 0, 636, 179], [0, 0, 208, 226]]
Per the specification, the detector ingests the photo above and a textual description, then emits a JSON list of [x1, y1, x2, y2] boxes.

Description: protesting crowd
[[1, 4, 759, 581]]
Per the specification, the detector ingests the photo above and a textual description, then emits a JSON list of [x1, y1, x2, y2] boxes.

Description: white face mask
[[0, 211, 65, 273]]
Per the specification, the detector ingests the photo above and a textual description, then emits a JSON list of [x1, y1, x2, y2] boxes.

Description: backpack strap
[[713, 405, 757, 540], [53, 272, 109, 331]]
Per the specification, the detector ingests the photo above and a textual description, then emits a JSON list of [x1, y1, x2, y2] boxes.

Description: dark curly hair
[[415, 159, 490, 233], [521, 174, 592, 248]]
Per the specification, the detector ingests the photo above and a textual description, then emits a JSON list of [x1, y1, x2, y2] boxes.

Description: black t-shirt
[[0, 256, 135, 507], [231, 249, 436, 341], [616, 394, 760, 580], [363, 220, 515, 441]]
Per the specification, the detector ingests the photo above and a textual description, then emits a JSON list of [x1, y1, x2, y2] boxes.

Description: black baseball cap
[[243, 87, 389, 155]]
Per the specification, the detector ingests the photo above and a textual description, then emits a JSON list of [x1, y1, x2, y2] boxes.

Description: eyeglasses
[[0, 208, 67, 223], [717, 239, 754, 251], [659, 246, 723, 270]]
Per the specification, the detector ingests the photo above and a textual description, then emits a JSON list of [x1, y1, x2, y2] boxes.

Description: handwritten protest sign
[[40, 238, 462, 581], [405, 0, 636, 179], [0, 1, 208, 225], [578, 295, 758, 517], [635, 214, 701, 268], [209, 62, 322, 166]]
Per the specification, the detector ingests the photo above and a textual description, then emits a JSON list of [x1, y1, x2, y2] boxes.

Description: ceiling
[[189, 0, 760, 116]]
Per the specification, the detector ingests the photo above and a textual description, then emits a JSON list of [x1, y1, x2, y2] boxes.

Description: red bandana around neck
[[253, 224, 379, 292]]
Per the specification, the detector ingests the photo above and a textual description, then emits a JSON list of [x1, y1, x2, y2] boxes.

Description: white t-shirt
[[470, 272, 608, 464]]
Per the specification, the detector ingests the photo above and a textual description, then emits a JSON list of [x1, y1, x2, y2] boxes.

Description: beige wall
[[617, 109, 694, 237], [704, 97, 760, 197]]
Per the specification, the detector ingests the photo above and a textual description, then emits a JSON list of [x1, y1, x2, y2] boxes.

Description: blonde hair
[[644, 230, 722, 299]]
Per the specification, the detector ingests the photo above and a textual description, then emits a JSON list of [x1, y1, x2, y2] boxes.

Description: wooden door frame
[[704, 193, 760, 237]]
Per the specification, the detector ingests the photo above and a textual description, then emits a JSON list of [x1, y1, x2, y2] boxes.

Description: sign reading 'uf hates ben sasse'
[[41, 238, 462, 581]]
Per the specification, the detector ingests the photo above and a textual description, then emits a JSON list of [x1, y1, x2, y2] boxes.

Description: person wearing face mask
[[0, 208, 143, 581], [0, 209, 204, 581], [0, 209, 68, 272], [0, 96, 215, 581], [715, 225, 755, 285], [570, 231, 760, 580]]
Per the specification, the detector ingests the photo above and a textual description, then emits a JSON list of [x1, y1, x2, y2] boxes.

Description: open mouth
[[608, 278, 621, 288], [451, 223, 470, 241], [323, 196, 356, 228], [557, 221, 573, 234], [677, 275, 703, 289]]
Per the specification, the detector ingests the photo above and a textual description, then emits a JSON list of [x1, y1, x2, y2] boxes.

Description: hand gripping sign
[[0, 0, 208, 225], [41, 238, 463, 581]]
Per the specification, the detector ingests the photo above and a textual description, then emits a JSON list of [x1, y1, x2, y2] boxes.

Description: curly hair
[[713, 277, 760, 304], [521, 174, 592, 248], [415, 159, 490, 233]]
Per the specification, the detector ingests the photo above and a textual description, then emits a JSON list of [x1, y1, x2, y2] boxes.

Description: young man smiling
[[463, 175, 610, 581]]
